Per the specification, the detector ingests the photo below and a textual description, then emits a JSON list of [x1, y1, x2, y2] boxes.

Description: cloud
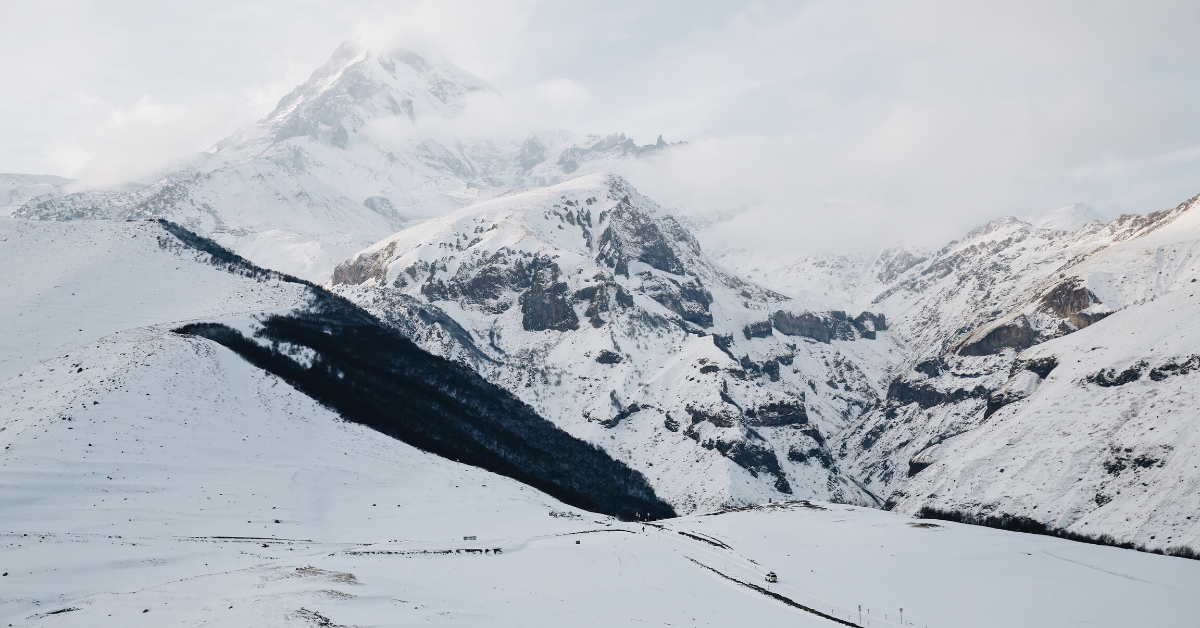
[[1, 0, 1197, 255], [600, 0, 1200, 253], [533, 78, 590, 110]]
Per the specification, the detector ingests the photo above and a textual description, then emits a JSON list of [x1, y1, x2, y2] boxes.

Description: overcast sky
[[2, 0, 1198, 252]]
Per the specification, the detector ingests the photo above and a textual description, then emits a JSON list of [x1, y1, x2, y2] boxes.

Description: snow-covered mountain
[[328, 173, 904, 514], [0, 173, 71, 217], [9, 216, 1196, 627], [5, 32, 1200, 584], [14, 42, 674, 281], [717, 195, 1200, 551]]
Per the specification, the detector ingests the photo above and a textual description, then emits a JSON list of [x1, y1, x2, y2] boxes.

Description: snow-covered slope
[[0, 217, 311, 382], [3, 335, 1197, 628], [1021, 202, 1105, 232], [329, 173, 905, 514], [14, 43, 674, 281], [890, 283, 1200, 551], [0, 174, 71, 217], [805, 194, 1200, 549], [7, 216, 1197, 628], [703, 194, 1200, 549]]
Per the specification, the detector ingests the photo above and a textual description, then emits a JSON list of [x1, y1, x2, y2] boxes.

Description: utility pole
[[900, 608, 903, 625], [858, 605, 862, 625]]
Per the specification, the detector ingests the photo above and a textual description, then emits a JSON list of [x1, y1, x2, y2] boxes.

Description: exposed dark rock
[[1148, 354, 1200, 381], [574, 283, 610, 327], [595, 350, 623, 364], [761, 359, 781, 382], [642, 274, 713, 327], [614, 285, 635, 308], [1014, 356, 1059, 379], [685, 404, 738, 428], [958, 315, 1035, 356], [744, 401, 807, 427], [699, 364, 720, 374], [800, 427, 826, 447], [859, 422, 889, 451], [907, 459, 933, 477], [739, 356, 760, 374], [1086, 361, 1146, 387], [743, 321, 773, 339], [600, 403, 641, 428], [595, 196, 685, 275], [787, 446, 834, 469], [330, 242, 396, 286], [712, 334, 736, 359], [520, 280, 579, 332], [1039, 278, 1111, 329], [983, 388, 1027, 420], [701, 438, 792, 493], [770, 311, 857, 343], [914, 358, 943, 377], [886, 380, 990, 409], [851, 312, 888, 339]]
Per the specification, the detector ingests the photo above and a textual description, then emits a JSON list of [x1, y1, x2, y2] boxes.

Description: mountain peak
[[237, 42, 494, 152], [1021, 202, 1105, 232]]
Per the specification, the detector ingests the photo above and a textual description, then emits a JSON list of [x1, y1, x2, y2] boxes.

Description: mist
[[2, 0, 1198, 254]]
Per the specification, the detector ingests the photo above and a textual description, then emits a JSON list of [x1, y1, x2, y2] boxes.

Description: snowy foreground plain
[[2, 218, 1199, 627]]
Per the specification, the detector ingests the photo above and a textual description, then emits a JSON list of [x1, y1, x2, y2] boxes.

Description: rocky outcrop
[[770, 311, 856, 343], [743, 321, 773, 339], [744, 401, 807, 427], [643, 274, 713, 327], [886, 380, 990, 410], [852, 312, 887, 339], [595, 350, 623, 364], [596, 195, 685, 276], [958, 315, 1035, 356], [1085, 361, 1147, 387], [1039, 278, 1110, 329], [1013, 356, 1059, 379], [520, 279, 579, 332], [699, 438, 792, 494], [330, 242, 396, 286]]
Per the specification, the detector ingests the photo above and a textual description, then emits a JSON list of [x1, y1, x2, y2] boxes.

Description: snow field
[[2, 330, 1196, 628]]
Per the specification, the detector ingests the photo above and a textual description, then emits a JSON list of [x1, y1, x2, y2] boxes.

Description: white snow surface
[[14, 43, 673, 282], [892, 284, 1200, 550], [0, 174, 71, 217], [2, 330, 1197, 627], [5, 200, 1197, 627], [330, 174, 912, 513], [0, 217, 311, 383], [1021, 202, 1106, 232]]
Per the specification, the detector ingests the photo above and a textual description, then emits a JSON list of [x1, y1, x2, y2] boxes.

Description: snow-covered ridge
[[0, 173, 71, 217], [811, 192, 1200, 549], [15, 43, 678, 282], [330, 173, 904, 514], [4, 213, 1200, 627]]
